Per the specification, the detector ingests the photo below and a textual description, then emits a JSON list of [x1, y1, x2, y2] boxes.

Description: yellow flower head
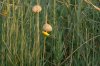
[[42, 31, 50, 37]]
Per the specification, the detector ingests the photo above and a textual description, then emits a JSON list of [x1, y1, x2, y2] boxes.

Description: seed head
[[32, 5, 42, 13], [43, 23, 52, 32]]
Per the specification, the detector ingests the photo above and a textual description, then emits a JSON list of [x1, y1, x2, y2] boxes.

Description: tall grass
[[0, 0, 100, 66]]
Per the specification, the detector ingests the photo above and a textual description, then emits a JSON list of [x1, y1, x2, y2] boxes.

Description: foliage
[[0, 0, 100, 66]]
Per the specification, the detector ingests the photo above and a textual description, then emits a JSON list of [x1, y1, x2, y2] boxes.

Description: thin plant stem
[[60, 35, 100, 65], [43, 36, 46, 66]]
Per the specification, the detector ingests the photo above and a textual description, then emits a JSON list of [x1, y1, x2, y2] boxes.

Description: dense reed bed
[[0, 0, 100, 66]]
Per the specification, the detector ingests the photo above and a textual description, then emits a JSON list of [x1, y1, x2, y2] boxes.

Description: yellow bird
[[0, 10, 7, 16], [42, 31, 50, 37]]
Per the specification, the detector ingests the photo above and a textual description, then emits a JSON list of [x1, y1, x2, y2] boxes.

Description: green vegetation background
[[0, 0, 100, 66]]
